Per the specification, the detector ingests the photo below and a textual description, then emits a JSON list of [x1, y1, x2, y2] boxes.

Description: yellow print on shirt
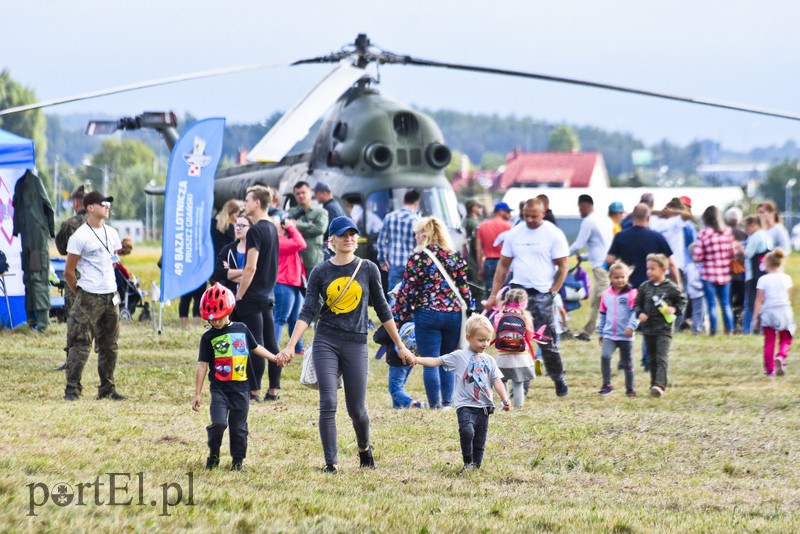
[[325, 277, 363, 314]]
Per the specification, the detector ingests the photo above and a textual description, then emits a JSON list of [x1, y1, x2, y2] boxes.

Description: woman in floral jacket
[[393, 217, 472, 408]]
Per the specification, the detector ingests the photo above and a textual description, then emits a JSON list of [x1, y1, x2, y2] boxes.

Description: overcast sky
[[5, 0, 799, 151]]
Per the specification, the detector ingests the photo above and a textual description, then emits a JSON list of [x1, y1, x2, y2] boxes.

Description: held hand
[[192, 395, 201, 412], [638, 313, 648, 323], [484, 295, 498, 311], [398, 347, 415, 366], [598, 337, 603, 346], [501, 399, 511, 412], [624, 327, 634, 338], [665, 306, 676, 315]]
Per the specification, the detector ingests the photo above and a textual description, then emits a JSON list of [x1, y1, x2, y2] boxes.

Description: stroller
[[114, 262, 150, 321]]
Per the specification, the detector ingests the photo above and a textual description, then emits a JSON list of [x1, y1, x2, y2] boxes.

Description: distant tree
[[445, 149, 467, 181], [0, 70, 49, 188], [759, 159, 800, 212], [80, 139, 160, 221], [479, 152, 505, 170], [547, 125, 580, 152]]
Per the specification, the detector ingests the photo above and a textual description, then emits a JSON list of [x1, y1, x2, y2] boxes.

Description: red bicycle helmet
[[200, 283, 236, 320]]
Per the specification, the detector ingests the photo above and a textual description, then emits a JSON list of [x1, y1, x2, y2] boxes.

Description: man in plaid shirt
[[377, 189, 421, 294]]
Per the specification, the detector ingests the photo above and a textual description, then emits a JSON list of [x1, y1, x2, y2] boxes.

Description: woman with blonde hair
[[757, 200, 790, 254], [394, 216, 472, 408], [212, 199, 243, 255]]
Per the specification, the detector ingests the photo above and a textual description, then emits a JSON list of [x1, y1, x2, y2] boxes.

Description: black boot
[[205, 455, 220, 470], [359, 447, 375, 469]]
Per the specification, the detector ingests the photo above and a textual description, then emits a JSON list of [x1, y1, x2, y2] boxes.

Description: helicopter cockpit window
[[364, 187, 461, 232]]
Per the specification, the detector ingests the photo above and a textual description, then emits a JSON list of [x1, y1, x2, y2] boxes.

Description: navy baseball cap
[[328, 216, 359, 236], [494, 202, 512, 212]]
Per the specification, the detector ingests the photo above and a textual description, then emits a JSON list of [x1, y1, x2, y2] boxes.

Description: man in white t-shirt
[[63, 191, 125, 402], [569, 194, 613, 341], [485, 197, 571, 397]]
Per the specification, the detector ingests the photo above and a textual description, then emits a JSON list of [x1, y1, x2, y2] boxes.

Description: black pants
[[208, 389, 249, 461], [238, 300, 281, 391], [178, 283, 206, 318], [514, 286, 565, 382], [457, 406, 490, 467]]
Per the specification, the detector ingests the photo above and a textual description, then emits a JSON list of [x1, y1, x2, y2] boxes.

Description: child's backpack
[[493, 309, 530, 353]]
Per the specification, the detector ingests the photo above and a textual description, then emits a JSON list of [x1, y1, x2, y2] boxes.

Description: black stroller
[[114, 262, 150, 321]]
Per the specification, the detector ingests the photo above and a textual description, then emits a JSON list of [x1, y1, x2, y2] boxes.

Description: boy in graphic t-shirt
[[192, 283, 281, 471], [412, 315, 511, 471]]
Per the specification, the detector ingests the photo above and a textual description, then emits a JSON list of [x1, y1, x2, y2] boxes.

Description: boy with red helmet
[[192, 283, 283, 470]]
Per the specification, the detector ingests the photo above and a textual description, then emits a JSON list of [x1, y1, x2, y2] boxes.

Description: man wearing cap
[[313, 182, 347, 256], [63, 191, 126, 401], [608, 202, 625, 235], [569, 194, 613, 341], [54, 185, 89, 371], [377, 189, 420, 296], [476, 202, 513, 294]]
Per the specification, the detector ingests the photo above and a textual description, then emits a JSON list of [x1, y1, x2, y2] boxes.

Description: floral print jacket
[[393, 245, 472, 325]]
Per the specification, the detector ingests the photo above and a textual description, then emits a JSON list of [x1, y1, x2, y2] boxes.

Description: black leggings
[[179, 283, 207, 318]]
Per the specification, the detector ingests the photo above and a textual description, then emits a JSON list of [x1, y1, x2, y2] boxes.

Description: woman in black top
[[279, 216, 413, 473]]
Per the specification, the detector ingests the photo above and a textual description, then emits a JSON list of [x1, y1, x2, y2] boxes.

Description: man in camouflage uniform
[[64, 191, 126, 401], [288, 181, 327, 277], [53, 185, 87, 371]]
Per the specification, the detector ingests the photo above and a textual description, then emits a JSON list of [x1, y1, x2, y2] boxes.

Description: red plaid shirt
[[692, 227, 735, 284]]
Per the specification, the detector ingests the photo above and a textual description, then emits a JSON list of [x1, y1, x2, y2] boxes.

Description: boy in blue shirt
[[192, 283, 281, 470]]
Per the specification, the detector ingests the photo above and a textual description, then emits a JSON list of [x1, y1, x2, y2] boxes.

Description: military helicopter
[[4, 33, 800, 267]]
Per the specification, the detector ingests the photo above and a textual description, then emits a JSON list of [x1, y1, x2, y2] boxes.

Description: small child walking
[[683, 251, 706, 335], [596, 261, 639, 397], [491, 289, 538, 409], [752, 249, 795, 376], [634, 254, 687, 397], [192, 283, 282, 470], [412, 315, 510, 471]]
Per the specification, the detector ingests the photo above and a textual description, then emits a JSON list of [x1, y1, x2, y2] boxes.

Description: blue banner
[[160, 118, 225, 302]]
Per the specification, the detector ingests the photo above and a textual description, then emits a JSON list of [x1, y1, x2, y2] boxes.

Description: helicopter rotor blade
[[0, 61, 291, 117], [246, 61, 366, 163], [398, 57, 800, 123]]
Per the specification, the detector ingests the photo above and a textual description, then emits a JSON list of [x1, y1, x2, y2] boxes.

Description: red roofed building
[[496, 150, 609, 192]]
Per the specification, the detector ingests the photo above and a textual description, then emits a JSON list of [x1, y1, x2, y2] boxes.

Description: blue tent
[[0, 129, 35, 168], [0, 128, 36, 328]]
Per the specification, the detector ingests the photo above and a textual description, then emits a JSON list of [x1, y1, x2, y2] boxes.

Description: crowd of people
[[57, 181, 794, 472]]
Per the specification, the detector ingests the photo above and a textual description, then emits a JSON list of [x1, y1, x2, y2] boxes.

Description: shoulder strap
[[322, 258, 363, 315], [422, 248, 467, 310]]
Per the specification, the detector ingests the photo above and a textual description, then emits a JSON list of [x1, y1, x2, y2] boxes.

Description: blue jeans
[[274, 283, 304, 353], [483, 258, 500, 295], [703, 280, 733, 334], [457, 406, 490, 467], [388, 365, 414, 408], [415, 308, 460, 407], [742, 279, 757, 335], [388, 265, 406, 307]]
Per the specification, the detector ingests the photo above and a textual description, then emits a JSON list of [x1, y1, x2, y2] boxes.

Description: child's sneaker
[[205, 455, 220, 470], [626, 389, 637, 398], [411, 400, 427, 409], [321, 464, 338, 474], [555, 379, 569, 397], [230, 460, 243, 471], [649, 385, 665, 397], [776, 358, 786, 376], [598, 384, 614, 396], [458, 463, 476, 474]]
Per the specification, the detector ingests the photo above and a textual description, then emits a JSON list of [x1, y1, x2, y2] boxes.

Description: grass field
[[2, 246, 799, 532]]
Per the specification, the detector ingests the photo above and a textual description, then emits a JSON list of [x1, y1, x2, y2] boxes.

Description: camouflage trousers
[[65, 289, 120, 397], [513, 285, 566, 383]]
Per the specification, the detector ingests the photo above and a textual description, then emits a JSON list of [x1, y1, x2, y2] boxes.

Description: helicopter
[[4, 33, 800, 267]]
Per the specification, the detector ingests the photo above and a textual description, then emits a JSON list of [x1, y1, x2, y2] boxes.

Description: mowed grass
[[2, 246, 800, 532]]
